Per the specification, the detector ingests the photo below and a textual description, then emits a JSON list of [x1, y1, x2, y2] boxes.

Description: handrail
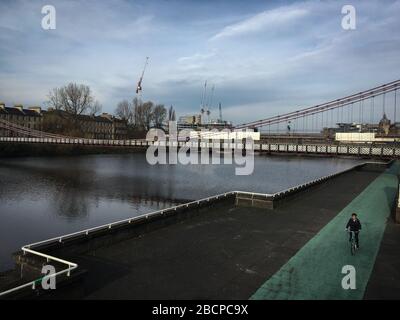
[[0, 247, 78, 297], [235, 161, 386, 199], [24, 191, 236, 248]]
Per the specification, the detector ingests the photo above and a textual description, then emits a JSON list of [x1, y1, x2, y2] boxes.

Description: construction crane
[[136, 57, 149, 95], [200, 80, 207, 124], [206, 85, 215, 124]]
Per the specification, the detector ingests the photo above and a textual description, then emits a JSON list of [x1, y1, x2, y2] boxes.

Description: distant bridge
[[235, 79, 400, 132], [1, 80, 400, 159]]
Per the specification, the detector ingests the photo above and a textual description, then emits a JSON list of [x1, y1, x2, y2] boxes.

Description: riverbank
[[0, 143, 146, 158]]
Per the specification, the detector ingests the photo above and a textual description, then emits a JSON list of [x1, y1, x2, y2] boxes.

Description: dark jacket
[[346, 218, 361, 232]]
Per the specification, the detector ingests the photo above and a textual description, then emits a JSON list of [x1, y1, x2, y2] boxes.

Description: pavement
[[37, 164, 391, 300], [364, 214, 400, 299], [251, 162, 400, 300]]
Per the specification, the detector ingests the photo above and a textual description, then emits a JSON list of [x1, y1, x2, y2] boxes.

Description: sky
[[0, 0, 400, 125]]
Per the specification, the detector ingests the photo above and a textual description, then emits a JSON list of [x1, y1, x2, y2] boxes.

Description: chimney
[[29, 106, 42, 114], [14, 104, 24, 112], [100, 113, 112, 120]]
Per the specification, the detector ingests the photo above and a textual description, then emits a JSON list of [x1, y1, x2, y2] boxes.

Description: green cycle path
[[251, 161, 400, 300]]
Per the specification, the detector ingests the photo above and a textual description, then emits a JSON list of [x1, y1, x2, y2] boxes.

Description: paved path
[[364, 215, 400, 299], [251, 161, 399, 300]]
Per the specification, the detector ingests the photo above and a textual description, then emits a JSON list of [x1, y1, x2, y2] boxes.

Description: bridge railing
[[1, 136, 400, 158]]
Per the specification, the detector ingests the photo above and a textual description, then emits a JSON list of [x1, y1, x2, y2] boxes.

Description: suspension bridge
[[236, 79, 400, 133], [1, 80, 400, 159]]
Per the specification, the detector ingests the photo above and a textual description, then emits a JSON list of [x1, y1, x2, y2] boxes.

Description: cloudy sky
[[0, 0, 399, 124]]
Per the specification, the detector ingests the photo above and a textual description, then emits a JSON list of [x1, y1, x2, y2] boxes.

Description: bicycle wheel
[[351, 242, 356, 255]]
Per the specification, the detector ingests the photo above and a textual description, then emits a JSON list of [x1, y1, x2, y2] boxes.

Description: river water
[[0, 153, 363, 271]]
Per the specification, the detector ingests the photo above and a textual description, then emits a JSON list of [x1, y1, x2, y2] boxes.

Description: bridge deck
[[35, 164, 393, 300]]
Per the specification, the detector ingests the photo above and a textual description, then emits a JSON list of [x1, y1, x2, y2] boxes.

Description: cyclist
[[346, 213, 362, 249]]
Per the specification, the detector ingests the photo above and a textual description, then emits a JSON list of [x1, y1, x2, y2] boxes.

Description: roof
[[44, 109, 125, 123], [0, 106, 41, 117]]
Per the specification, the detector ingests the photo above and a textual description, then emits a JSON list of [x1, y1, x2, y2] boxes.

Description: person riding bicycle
[[346, 213, 362, 249]]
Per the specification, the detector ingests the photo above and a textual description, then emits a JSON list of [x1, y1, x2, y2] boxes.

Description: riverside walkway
[[16, 162, 396, 300], [1, 162, 399, 300]]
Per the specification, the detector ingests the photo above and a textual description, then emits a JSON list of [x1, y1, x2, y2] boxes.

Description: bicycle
[[347, 230, 359, 255]]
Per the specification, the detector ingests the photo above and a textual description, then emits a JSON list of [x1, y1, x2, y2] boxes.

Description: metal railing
[[1, 136, 400, 159], [235, 161, 387, 201], [0, 247, 77, 297]]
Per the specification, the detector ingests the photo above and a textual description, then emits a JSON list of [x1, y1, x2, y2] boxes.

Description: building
[[112, 118, 128, 140], [0, 103, 42, 136], [378, 113, 391, 135], [178, 114, 202, 129], [0, 103, 128, 140], [177, 113, 232, 131], [44, 110, 128, 140]]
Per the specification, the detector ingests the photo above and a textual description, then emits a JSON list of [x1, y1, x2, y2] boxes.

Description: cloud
[[210, 5, 309, 41], [1, 0, 400, 125], [178, 52, 216, 63]]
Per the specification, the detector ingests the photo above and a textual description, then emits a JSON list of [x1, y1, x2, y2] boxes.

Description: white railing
[[0, 247, 77, 297], [234, 161, 387, 200], [1, 136, 400, 158]]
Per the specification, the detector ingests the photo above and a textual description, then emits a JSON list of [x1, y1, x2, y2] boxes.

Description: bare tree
[[90, 101, 102, 116], [167, 105, 176, 121], [132, 97, 142, 129], [115, 100, 132, 122], [47, 82, 99, 116], [141, 101, 154, 131], [46, 88, 63, 110], [153, 104, 167, 128]]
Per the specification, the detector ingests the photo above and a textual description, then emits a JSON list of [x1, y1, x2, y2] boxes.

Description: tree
[[46, 88, 63, 110], [46, 82, 100, 116], [153, 104, 167, 128], [141, 101, 154, 131], [132, 97, 141, 128], [168, 105, 176, 121], [115, 100, 132, 123], [90, 101, 102, 116]]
